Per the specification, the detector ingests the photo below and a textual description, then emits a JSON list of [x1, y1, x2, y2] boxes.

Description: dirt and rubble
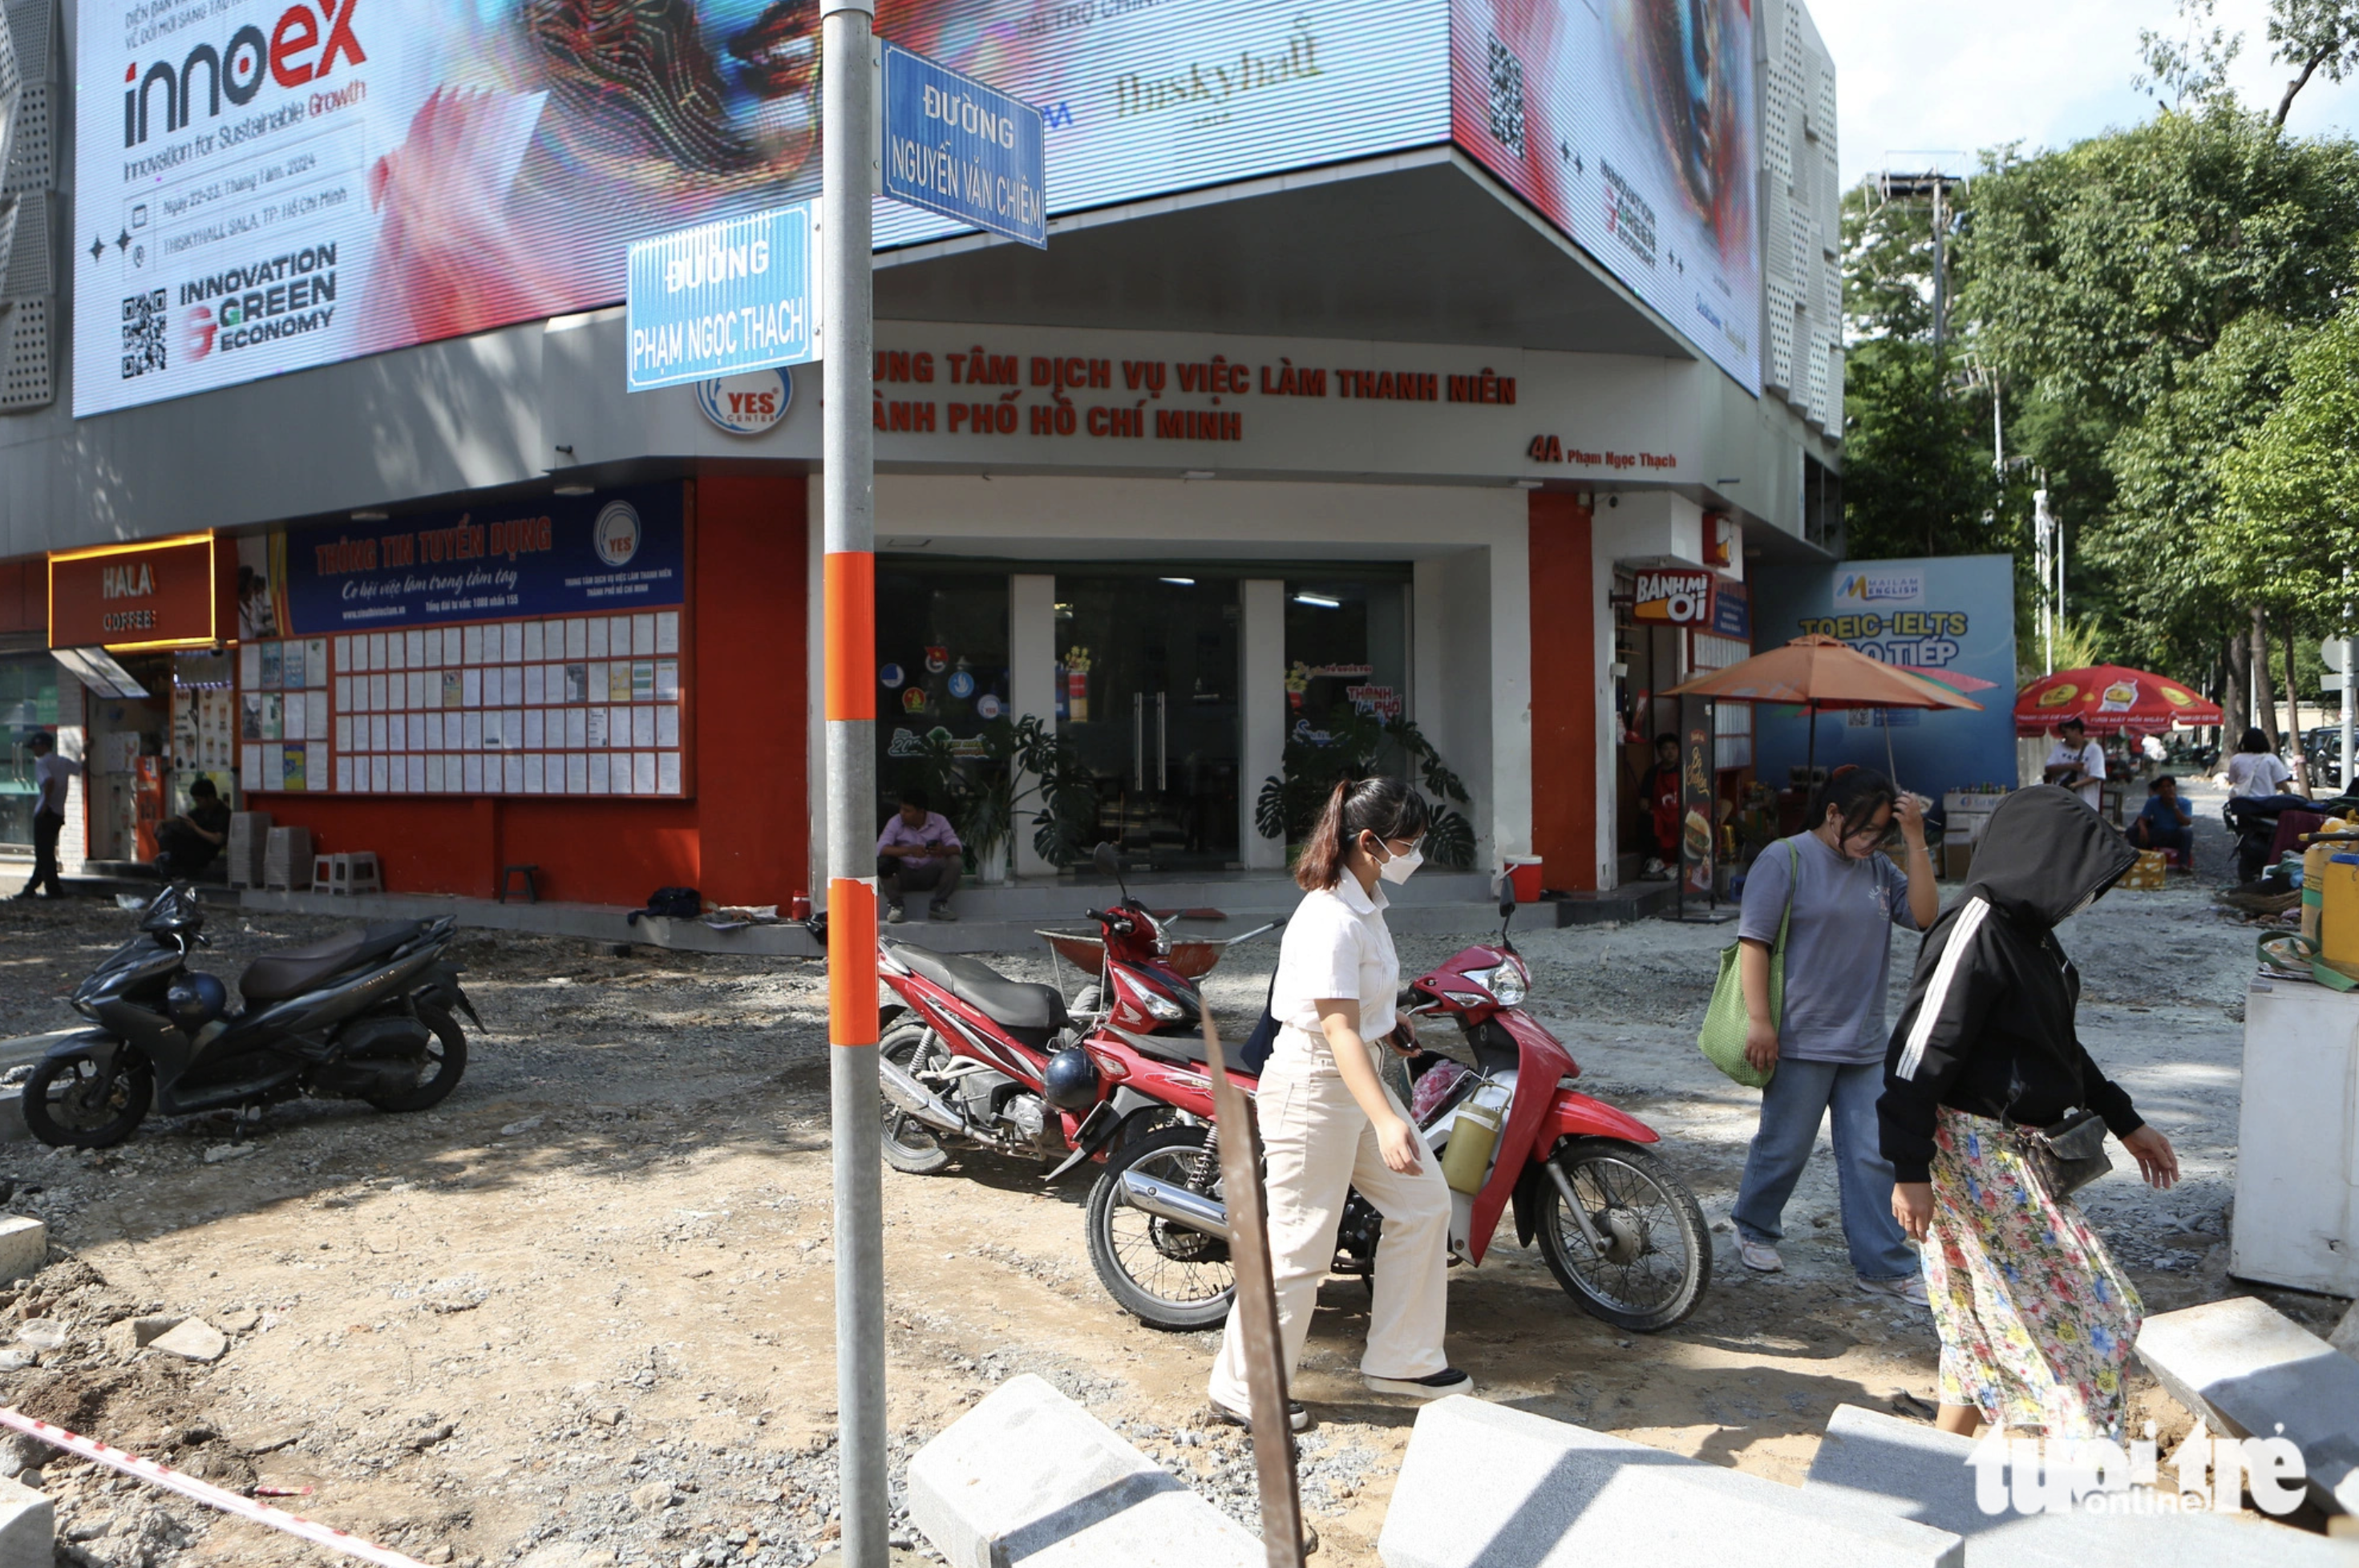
[[0, 793, 2343, 1566]]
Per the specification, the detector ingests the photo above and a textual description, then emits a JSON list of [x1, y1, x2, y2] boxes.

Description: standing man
[[876, 786, 963, 923], [15, 733, 78, 899], [2042, 717, 2107, 813], [1643, 733, 1681, 878]]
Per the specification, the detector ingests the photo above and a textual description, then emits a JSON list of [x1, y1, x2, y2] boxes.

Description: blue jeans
[[1733, 1057, 1916, 1279]]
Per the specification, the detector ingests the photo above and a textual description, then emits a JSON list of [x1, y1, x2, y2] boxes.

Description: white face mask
[[1373, 838, 1424, 884]]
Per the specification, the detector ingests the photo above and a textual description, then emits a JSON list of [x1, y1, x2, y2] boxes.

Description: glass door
[[1057, 575, 1240, 871]]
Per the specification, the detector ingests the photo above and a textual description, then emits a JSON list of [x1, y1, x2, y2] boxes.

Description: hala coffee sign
[[1633, 568, 1714, 625], [49, 533, 221, 649]]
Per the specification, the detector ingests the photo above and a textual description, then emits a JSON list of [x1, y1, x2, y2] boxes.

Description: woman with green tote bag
[[1726, 767, 1938, 1299]]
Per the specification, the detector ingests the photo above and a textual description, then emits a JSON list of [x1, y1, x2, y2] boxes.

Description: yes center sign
[[625, 205, 820, 393]]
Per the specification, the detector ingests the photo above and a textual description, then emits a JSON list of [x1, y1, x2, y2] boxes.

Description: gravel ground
[[0, 776, 2343, 1566]]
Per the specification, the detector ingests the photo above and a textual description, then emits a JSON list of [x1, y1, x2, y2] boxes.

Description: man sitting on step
[[877, 786, 963, 923]]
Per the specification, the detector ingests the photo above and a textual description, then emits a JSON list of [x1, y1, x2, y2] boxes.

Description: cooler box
[[2233, 977, 2359, 1295], [1503, 857, 1543, 903]]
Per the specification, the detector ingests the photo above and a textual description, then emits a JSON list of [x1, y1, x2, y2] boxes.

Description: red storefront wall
[[257, 475, 809, 907], [1528, 491, 1598, 891]]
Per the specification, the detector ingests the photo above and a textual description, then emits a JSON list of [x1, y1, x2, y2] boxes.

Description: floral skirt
[[1924, 1107, 2143, 1438]]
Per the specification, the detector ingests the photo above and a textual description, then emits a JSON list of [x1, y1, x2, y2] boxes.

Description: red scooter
[[1080, 877, 1713, 1333], [872, 844, 1255, 1179]]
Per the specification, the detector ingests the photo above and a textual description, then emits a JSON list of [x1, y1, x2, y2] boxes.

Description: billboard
[[1453, 0, 1762, 390], [75, 0, 1448, 416], [1749, 556, 2019, 801]]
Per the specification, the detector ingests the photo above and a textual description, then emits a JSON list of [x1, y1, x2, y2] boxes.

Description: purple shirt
[[878, 810, 961, 863]]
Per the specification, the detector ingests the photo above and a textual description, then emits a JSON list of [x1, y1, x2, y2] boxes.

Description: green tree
[[2217, 299, 2359, 617], [1955, 101, 2359, 694], [1835, 182, 2009, 561]]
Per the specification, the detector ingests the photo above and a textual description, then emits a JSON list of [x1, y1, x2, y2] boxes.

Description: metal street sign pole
[[820, 2, 885, 1565]]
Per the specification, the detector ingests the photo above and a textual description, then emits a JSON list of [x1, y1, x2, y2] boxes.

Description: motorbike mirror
[[1498, 871, 1518, 919], [1092, 840, 1132, 902]]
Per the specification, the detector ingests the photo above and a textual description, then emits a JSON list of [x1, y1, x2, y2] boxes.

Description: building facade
[[0, 0, 1843, 903]]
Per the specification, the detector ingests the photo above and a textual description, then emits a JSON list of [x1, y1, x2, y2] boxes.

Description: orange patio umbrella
[[1667, 632, 1985, 778]]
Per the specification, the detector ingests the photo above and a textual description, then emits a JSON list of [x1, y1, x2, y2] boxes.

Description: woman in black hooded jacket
[[1879, 786, 2179, 1441]]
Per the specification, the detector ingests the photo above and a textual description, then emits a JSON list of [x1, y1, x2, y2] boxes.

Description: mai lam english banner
[[274, 484, 685, 633], [1746, 554, 2019, 798]]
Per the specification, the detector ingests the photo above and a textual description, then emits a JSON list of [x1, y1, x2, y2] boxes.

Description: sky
[[1811, 0, 2359, 189]]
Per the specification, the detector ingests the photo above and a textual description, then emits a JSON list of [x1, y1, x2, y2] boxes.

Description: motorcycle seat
[[240, 921, 431, 1004], [888, 943, 1068, 1045]]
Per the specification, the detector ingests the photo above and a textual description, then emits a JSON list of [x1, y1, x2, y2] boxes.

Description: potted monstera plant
[[1254, 712, 1477, 869], [914, 715, 1096, 883]]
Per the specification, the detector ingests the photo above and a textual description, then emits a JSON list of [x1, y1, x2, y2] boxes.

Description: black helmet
[[1041, 1045, 1101, 1111], [165, 972, 229, 1033]]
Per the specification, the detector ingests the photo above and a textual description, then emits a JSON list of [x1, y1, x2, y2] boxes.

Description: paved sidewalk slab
[[2136, 1295, 2359, 1515], [905, 1374, 1260, 1568], [1807, 1402, 2349, 1566], [1378, 1396, 1963, 1568]]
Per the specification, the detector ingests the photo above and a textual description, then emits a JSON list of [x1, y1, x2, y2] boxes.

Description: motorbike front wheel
[[1086, 1123, 1235, 1331], [878, 1021, 954, 1175], [22, 1050, 152, 1149], [1535, 1136, 1711, 1332]]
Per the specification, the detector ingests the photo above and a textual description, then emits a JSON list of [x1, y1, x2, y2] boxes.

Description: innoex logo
[[1836, 569, 1924, 605], [123, 0, 366, 147]]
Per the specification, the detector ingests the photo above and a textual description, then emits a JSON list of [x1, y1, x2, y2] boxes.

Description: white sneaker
[[1362, 1368, 1474, 1400], [1859, 1273, 1930, 1307], [1738, 1239, 1783, 1273]]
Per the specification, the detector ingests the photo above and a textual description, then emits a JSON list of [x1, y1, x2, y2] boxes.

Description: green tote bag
[[1696, 841, 1796, 1089]]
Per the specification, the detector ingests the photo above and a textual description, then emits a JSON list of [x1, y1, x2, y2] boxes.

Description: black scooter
[[25, 883, 479, 1148]]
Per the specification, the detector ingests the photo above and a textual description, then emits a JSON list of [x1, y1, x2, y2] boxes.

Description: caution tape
[[0, 1406, 433, 1568]]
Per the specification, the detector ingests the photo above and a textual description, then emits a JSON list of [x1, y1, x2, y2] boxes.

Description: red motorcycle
[[872, 844, 1256, 1179], [1081, 879, 1713, 1334]]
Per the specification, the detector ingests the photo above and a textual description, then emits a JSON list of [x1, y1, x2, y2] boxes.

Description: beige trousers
[[1208, 1025, 1453, 1412]]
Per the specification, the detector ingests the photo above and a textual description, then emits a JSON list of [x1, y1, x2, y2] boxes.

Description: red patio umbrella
[[2013, 665, 2222, 736]]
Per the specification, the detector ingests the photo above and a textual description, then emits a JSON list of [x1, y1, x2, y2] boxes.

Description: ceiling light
[[553, 483, 594, 496], [350, 509, 388, 522], [1159, 576, 1196, 586], [1182, 470, 1215, 480], [1293, 592, 1341, 609]]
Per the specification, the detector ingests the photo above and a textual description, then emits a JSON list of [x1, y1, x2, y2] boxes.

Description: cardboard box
[[1941, 841, 1974, 881]]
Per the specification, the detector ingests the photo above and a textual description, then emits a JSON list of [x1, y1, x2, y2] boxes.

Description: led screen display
[[74, 0, 1449, 415], [1452, 0, 1762, 390]]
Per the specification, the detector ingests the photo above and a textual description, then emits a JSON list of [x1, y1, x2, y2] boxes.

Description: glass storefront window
[[874, 560, 1013, 839], [1284, 576, 1410, 744], [0, 657, 63, 849], [1057, 572, 1242, 871]]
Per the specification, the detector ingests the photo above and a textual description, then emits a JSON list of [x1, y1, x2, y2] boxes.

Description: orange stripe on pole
[[823, 552, 876, 721], [827, 879, 880, 1046]]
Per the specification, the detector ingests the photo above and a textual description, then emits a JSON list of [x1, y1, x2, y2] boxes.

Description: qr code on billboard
[[1487, 34, 1526, 158], [120, 291, 168, 379]]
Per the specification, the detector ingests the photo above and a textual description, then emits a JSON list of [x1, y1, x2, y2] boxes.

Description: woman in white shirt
[[2223, 727, 2294, 798], [1206, 778, 1468, 1431]]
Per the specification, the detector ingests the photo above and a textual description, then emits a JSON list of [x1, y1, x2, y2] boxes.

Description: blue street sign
[[882, 41, 1047, 249], [625, 204, 820, 393]]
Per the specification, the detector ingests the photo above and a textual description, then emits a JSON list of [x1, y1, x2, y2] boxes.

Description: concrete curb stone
[[1806, 1401, 2352, 1565], [1377, 1395, 1965, 1568], [905, 1373, 1262, 1568]]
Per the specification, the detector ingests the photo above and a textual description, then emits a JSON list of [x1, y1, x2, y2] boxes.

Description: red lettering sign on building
[[49, 533, 221, 649]]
